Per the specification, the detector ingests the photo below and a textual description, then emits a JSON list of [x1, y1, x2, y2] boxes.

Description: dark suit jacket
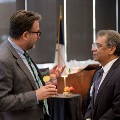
[[85, 57, 120, 120], [0, 40, 45, 120]]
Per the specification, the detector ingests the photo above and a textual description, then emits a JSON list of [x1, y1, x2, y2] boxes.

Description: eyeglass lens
[[92, 43, 97, 49]]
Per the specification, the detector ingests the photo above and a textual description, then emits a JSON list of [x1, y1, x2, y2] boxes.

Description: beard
[[26, 43, 36, 51]]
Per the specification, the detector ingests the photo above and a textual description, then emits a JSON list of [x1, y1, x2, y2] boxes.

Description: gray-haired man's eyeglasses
[[92, 43, 107, 49]]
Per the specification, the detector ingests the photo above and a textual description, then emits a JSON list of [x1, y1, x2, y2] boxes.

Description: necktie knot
[[24, 51, 29, 59], [98, 68, 104, 74], [24, 51, 31, 64], [97, 68, 104, 78]]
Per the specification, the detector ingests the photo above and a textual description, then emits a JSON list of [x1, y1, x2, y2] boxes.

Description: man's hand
[[50, 65, 66, 78], [36, 84, 57, 101]]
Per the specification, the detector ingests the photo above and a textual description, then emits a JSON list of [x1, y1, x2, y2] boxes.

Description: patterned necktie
[[24, 51, 49, 115], [94, 68, 104, 103]]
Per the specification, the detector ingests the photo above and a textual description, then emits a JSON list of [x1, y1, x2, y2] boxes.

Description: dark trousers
[[44, 113, 50, 120]]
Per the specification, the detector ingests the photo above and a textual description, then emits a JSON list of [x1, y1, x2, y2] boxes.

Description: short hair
[[9, 10, 42, 39], [97, 30, 120, 56]]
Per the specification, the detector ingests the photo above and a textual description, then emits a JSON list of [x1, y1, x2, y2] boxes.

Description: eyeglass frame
[[28, 30, 41, 37], [92, 43, 108, 49]]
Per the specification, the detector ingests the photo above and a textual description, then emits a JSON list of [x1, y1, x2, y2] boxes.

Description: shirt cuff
[[86, 118, 91, 120]]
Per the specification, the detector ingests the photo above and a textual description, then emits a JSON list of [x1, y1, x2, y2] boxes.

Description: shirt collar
[[8, 37, 24, 57], [102, 57, 119, 73]]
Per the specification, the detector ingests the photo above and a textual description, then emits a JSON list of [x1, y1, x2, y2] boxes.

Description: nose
[[91, 48, 97, 52]]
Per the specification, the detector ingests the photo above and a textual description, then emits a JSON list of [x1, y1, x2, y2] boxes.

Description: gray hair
[[97, 30, 120, 56]]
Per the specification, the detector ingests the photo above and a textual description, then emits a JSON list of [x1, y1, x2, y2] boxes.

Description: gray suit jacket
[[85, 57, 120, 120], [0, 40, 45, 120]]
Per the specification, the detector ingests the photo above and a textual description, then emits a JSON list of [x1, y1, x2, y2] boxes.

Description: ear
[[109, 46, 116, 55], [22, 31, 29, 40]]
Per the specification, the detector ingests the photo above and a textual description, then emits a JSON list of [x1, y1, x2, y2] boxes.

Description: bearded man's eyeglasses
[[28, 31, 41, 37]]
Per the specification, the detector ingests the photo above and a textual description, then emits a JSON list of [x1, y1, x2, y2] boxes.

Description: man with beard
[[0, 10, 65, 120]]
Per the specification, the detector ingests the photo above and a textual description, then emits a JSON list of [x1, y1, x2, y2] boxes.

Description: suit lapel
[[17, 59, 38, 90], [5, 40, 37, 90], [94, 58, 120, 110]]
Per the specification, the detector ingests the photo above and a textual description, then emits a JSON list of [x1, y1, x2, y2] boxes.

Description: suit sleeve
[[84, 80, 94, 117], [84, 98, 92, 119], [0, 60, 38, 111]]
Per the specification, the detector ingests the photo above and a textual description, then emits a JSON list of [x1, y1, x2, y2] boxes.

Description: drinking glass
[[50, 78, 58, 95]]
